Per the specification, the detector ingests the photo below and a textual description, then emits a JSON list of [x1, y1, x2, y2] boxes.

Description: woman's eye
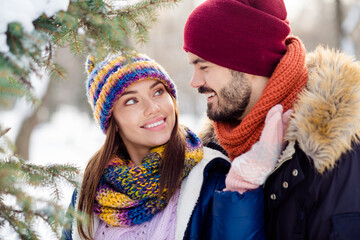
[[200, 66, 208, 70], [125, 99, 137, 105], [154, 89, 164, 96]]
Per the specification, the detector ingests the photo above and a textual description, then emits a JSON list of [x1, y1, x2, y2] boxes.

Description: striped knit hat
[[86, 52, 177, 134]]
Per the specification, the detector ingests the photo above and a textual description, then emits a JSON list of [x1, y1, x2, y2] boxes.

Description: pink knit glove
[[224, 104, 292, 194]]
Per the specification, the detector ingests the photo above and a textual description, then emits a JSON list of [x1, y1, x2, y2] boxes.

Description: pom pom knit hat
[[183, 0, 291, 77], [86, 52, 177, 134]]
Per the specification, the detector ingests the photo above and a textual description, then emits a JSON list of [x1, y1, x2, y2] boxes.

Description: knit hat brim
[[86, 53, 176, 134], [183, 0, 291, 77]]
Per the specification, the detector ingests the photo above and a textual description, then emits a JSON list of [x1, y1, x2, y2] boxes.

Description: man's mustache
[[198, 86, 214, 94]]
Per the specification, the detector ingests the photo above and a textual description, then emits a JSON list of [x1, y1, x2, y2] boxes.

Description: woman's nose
[[144, 99, 160, 116]]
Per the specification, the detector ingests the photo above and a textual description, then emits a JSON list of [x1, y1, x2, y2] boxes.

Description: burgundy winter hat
[[183, 0, 291, 77]]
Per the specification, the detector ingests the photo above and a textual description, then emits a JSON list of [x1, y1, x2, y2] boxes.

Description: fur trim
[[286, 46, 360, 173], [198, 117, 219, 146]]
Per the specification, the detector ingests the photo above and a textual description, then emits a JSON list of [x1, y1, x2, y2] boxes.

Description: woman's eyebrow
[[150, 81, 162, 89], [120, 81, 162, 98], [120, 90, 137, 97]]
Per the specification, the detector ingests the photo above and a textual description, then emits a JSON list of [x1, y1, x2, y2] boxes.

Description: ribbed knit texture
[[214, 37, 308, 160], [94, 127, 203, 227], [86, 53, 176, 134], [184, 0, 291, 77], [225, 169, 258, 194], [94, 190, 179, 240], [225, 105, 292, 193]]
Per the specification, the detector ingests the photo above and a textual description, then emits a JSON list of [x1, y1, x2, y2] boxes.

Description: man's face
[[187, 52, 252, 122]]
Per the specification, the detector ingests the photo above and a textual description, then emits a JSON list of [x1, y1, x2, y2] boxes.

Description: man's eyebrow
[[191, 58, 208, 65]]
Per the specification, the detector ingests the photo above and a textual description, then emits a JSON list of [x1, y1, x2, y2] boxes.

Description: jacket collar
[[176, 147, 229, 240]]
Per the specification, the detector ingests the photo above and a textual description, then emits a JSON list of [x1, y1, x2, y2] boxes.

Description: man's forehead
[[187, 52, 208, 64]]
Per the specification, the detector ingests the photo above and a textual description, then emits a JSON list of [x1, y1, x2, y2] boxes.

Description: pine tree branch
[[0, 201, 62, 239], [0, 203, 38, 240], [0, 128, 10, 138], [45, 42, 53, 67], [73, 30, 80, 53], [111, 0, 180, 16]]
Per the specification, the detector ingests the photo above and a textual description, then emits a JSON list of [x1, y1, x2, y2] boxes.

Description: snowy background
[[1, 0, 359, 238]]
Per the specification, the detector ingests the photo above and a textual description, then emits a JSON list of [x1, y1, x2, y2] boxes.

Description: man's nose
[[190, 70, 205, 88]]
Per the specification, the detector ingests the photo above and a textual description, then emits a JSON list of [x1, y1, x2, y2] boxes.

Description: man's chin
[[206, 109, 243, 122], [206, 111, 226, 122]]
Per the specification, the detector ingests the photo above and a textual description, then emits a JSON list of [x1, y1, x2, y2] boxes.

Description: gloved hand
[[224, 104, 292, 193]]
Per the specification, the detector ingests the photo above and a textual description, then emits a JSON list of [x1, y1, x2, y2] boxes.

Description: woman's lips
[[142, 117, 166, 129]]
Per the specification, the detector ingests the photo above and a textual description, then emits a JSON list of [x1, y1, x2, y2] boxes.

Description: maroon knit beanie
[[183, 0, 291, 77]]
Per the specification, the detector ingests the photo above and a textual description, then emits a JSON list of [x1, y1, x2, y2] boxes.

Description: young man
[[184, 0, 360, 239]]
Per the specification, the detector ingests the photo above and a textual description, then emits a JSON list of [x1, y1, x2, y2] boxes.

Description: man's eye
[[200, 66, 208, 70], [125, 99, 137, 105]]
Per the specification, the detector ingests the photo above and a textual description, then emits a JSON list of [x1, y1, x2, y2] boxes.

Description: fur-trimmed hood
[[199, 46, 360, 174], [286, 46, 360, 173]]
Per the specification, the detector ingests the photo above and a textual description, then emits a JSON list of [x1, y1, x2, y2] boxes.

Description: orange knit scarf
[[214, 37, 308, 160]]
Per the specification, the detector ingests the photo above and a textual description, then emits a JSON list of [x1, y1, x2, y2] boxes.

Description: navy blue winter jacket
[[183, 156, 265, 240], [263, 47, 360, 239]]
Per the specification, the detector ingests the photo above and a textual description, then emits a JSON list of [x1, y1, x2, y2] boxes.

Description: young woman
[[61, 52, 280, 240]]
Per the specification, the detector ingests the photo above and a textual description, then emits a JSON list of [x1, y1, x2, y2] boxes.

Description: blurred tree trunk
[[335, 0, 344, 48], [14, 46, 87, 160], [15, 79, 55, 160]]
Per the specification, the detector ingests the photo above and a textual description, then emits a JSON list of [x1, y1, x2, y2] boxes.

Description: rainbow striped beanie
[[86, 52, 177, 134]]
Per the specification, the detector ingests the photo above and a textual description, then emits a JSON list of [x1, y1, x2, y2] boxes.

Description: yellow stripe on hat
[[93, 60, 162, 124], [89, 56, 127, 106]]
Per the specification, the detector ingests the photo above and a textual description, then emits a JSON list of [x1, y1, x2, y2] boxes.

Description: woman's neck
[[127, 147, 150, 166]]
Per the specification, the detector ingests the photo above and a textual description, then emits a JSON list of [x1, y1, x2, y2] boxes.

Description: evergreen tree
[[0, 0, 180, 239]]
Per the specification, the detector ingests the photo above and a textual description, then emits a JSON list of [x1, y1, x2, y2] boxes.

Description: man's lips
[[198, 86, 216, 99], [205, 92, 216, 98]]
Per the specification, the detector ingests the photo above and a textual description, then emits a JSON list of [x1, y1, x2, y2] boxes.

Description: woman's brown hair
[[77, 92, 186, 240]]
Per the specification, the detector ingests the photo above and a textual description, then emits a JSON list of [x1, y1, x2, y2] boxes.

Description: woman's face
[[112, 79, 176, 160]]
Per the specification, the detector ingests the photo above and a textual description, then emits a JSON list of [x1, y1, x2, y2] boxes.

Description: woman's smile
[[142, 117, 167, 130]]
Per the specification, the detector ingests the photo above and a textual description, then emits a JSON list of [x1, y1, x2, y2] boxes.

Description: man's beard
[[201, 72, 251, 122]]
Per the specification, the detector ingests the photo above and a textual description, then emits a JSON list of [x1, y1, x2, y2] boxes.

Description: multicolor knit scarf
[[214, 37, 308, 160], [94, 127, 203, 226]]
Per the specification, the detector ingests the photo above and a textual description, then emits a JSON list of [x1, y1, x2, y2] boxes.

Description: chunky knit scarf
[[214, 37, 308, 160], [94, 127, 203, 227]]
